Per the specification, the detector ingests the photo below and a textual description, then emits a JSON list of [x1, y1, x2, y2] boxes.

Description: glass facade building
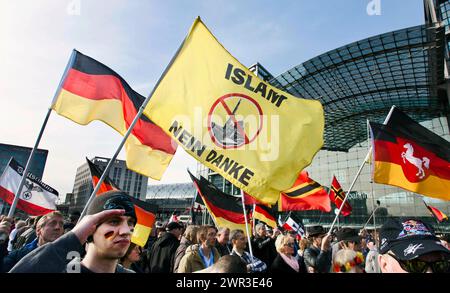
[[199, 1, 450, 232]]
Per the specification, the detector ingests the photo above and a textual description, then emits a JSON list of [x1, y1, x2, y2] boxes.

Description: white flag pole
[[240, 189, 254, 261], [327, 105, 397, 235], [7, 50, 77, 218], [78, 31, 190, 221]]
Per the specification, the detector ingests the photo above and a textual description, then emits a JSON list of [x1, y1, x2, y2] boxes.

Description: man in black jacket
[[147, 221, 183, 273], [303, 225, 332, 273], [251, 223, 278, 269], [10, 191, 137, 273]]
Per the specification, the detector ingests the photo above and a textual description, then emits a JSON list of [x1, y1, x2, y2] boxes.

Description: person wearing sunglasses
[[270, 234, 307, 273], [378, 218, 450, 273]]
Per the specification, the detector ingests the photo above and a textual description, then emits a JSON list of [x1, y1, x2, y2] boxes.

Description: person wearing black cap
[[147, 221, 183, 273], [377, 218, 450, 273], [303, 225, 332, 273], [9, 191, 137, 273]]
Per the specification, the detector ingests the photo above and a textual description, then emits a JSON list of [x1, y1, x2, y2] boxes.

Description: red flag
[[279, 171, 331, 212], [329, 176, 352, 216]]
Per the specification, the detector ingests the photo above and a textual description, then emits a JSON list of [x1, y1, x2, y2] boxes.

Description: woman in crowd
[[270, 234, 306, 273], [120, 243, 144, 273], [173, 225, 199, 273]]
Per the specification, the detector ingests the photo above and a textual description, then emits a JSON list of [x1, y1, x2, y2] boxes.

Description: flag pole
[[327, 105, 397, 235], [78, 106, 144, 220], [78, 31, 190, 221], [367, 118, 378, 236], [7, 50, 77, 218], [252, 204, 256, 234], [362, 206, 380, 231], [240, 189, 254, 261]]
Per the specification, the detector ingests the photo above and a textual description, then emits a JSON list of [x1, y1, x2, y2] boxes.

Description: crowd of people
[[0, 190, 449, 273]]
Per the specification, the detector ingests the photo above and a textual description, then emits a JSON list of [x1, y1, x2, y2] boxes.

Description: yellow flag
[[144, 17, 324, 205]]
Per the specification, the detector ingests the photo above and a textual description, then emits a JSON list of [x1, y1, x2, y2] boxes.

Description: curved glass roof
[[146, 183, 196, 199], [270, 24, 447, 151]]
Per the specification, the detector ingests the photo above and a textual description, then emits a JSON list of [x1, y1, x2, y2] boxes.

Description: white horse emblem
[[401, 143, 430, 179]]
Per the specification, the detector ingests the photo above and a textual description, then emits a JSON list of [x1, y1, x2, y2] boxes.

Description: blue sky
[[0, 0, 425, 201]]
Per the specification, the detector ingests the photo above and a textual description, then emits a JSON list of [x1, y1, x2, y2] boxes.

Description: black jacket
[[270, 253, 307, 273], [147, 232, 180, 273], [215, 241, 231, 257], [251, 236, 277, 269], [303, 246, 332, 273]]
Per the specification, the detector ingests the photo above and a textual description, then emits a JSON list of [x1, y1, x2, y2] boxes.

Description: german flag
[[86, 158, 119, 196], [279, 171, 331, 212], [369, 108, 450, 200], [86, 158, 155, 246], [423, 201, 448, 223], [131, 202, 156, 247], [330, 176, 352, 217], [243, 191, 265, 206], [253, 204, 277, 229], [52, 50, 177, 180], [188, 170, 251, 234]]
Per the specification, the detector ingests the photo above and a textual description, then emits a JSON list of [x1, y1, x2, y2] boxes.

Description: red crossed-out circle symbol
[[207, 93, 263, 149]]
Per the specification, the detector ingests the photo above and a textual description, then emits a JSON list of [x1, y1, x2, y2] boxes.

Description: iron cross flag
[[144, 17, 324, 205], [0, 158, 58, 216]]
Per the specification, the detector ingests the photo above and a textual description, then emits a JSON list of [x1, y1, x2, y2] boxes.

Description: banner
[[144, 18, 324, 205]]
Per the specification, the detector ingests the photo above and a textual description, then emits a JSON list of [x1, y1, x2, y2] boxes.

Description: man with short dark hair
[[147, 221, 183, 273], [377, 218, 450, 273], [230, 229, 267, 273], [10, 191, 137, 273]]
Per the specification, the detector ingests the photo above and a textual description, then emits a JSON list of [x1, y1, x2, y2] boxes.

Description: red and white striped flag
[[0, 158, 58, 215]]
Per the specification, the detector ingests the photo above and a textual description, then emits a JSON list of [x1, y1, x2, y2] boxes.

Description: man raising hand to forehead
[[10, 191, 137, 273]]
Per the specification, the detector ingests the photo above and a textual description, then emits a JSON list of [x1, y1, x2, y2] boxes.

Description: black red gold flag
[[188, 170, 250, 234], [253, 204, 278, 228], [52, 50, 177, 180]]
